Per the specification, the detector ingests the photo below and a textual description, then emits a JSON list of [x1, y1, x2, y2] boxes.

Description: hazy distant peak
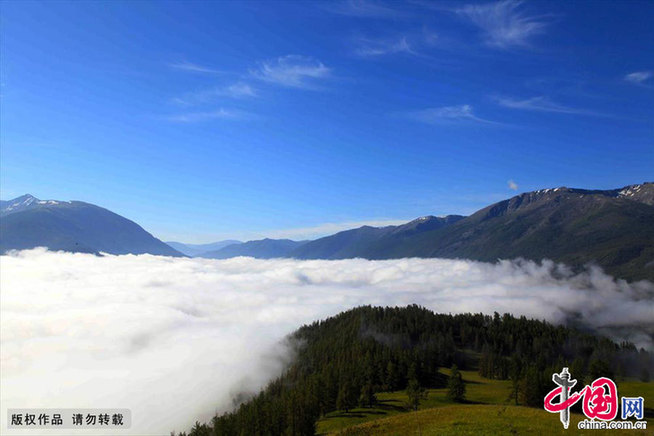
[[8, 193, 36, 204], [198, 238, 307, 259], [165, 240, 242, 257], [14, 193, 36, 201]]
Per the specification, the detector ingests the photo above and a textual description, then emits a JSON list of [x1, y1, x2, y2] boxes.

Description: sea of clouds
[[1, 249, 653, 435]]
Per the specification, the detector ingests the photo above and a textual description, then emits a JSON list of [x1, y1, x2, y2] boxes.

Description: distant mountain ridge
[[289, 183, 653, 281], [200, 238, 308, 259], [166, 240, 241, 257], [0, 195, 183, 257], [291, 215, 465, 260]]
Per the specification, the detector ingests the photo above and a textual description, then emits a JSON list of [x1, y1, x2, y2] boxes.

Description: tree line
[[177, 305, 651, 436]]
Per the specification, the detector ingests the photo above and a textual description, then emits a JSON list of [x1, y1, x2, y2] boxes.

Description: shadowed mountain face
[[386, 184, 654, 281], [291, 215, 465, 260], [290, 183, 654, 282], [0, 195, 183, 257], [199, 238, 308, 259]]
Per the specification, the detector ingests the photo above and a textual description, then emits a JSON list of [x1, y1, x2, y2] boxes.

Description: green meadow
[[317, 369, 653, 435]]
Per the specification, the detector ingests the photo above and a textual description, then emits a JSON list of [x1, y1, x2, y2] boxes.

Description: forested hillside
[[178, 306, 651, 436]]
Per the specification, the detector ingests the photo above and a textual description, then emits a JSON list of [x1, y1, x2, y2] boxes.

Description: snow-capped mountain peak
[[0, 194, 71, 216]]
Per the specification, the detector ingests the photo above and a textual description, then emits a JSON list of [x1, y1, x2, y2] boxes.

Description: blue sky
[[1, 0, 653, 243]]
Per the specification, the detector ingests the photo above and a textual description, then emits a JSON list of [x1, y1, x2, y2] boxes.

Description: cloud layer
[[1, 250, 652, 434]]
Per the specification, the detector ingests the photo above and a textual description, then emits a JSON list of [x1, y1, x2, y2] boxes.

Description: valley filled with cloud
[[1, 249, 652, 434]]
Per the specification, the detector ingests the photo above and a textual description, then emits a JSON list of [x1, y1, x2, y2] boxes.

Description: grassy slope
[[317, 369, 653, 435], [323, 405, 651, 435]]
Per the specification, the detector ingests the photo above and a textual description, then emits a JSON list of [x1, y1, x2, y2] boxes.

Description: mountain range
[[1, 183, 652, 281], [291, 214, 465, 260], [199, 238, 308, 259], [291, 184, 654, 281], [166, 240, 241, 257]]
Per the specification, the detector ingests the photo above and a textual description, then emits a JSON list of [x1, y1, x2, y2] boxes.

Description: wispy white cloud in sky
[[323, 0, 398, 18], [352, 25, 452, 60], [354, 36, 415, 57], [251, 55, 331, 88], [223, 82, 257, 98], [508, 179, 518, 191], [495, 95, 604, 116], [169, 61, 225, 74], [457, 0, 547, 49], [624, 70, 653, 85], [167, 108, 247, 123], [421, 27, 440, 46], [408, 104, 497, 125], [173, 83, 257, 106]]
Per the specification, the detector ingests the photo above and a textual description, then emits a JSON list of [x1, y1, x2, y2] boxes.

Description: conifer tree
[[358, 382, 377, 408], [570, 357, 586, 386], [446, 364, 466, 402], [336, 381, 356, 413], [406, 364, 427, 411]]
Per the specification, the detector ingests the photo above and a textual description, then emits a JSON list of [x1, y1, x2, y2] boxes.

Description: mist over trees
[[178, 305, 651, 436]]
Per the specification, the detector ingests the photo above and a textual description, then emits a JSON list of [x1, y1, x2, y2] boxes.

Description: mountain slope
[[0, 195, 184, 256], [289, 184, 653, 281], [166, 240, 241, 257], [291, 215, 465, 259], [373, 184, 654, 281], [199, 238, 307, 259]]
